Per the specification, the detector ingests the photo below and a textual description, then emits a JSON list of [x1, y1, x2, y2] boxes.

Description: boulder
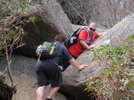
[[1, 0, 134, 98], [60, 13, 134, 99], [0, 54, 67, 100], [1, 13, 134, 100], [14, 0, 73, 58]]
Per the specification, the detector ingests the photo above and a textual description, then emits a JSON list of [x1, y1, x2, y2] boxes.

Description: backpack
[[68, 27, 88, 46], [36, 41, 60, 60]]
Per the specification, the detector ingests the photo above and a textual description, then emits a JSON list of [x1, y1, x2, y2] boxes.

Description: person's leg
[[36, 85, 46, 100], [46, 86, 60, 99]]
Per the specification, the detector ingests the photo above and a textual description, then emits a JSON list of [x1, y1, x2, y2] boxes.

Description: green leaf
[[128, 73, 134, 77], [127, 82, 134, 89]]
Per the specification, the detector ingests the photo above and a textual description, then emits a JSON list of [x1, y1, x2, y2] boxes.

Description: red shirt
[[68, 29, 100, 57]]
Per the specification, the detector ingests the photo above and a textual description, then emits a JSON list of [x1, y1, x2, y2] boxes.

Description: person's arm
[[69, 58, 88, 70], [79, 40, 95, 50]]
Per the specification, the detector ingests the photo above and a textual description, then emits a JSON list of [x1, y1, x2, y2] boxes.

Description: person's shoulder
[[58, 42, 66, 49], [81, 28, 88, 32], [79, 29, 88, 35]]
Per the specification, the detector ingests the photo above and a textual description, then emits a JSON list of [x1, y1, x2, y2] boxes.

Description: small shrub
[[85, 34, 134, 100]]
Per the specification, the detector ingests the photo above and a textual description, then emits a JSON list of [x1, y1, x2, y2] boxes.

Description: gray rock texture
[[1, 0, 134, 99], [14, 0, 73, 58], [0, 55, 67, 100], [60, 14, 134, 99]]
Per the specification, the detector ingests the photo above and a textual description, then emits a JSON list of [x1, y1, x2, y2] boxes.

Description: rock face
[[0, 55, 67, 100], [14, 0, 73, 58], [60, 14, 134, 99], [1, 1, 134, 100]]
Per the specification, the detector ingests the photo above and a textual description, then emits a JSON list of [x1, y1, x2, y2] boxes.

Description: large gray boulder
[[14, 0, 73, 58], [0, 55, 67, 100], [1, 14, 134, 100], [60, 14, 134, 99], [1, 0, 134, 98]]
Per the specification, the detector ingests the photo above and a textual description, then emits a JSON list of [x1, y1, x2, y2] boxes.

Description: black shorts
[[35, 60, 62, 87]]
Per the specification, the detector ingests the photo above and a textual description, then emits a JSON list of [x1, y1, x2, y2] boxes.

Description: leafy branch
[[85, 34, 134, 100], [0, 0, 36, 88]]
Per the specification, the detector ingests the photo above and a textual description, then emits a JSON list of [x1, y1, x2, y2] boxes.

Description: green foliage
[[0, 0, 36, 98], [85, 34, 134, 100], [19, 0, 30, 9], [0, 0, 36, 58], [0, 0, 36, 92]]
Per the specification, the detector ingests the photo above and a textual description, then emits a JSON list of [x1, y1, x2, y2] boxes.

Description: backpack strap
[[78, 27, 89, 43], [49, 42, 57, 55], [38, 50, 42, 61]]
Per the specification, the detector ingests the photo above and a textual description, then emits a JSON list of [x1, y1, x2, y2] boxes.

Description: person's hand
[[79, 64, 88, 70], [88, 44, 96, 49], [58, 65, 63, 71]]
